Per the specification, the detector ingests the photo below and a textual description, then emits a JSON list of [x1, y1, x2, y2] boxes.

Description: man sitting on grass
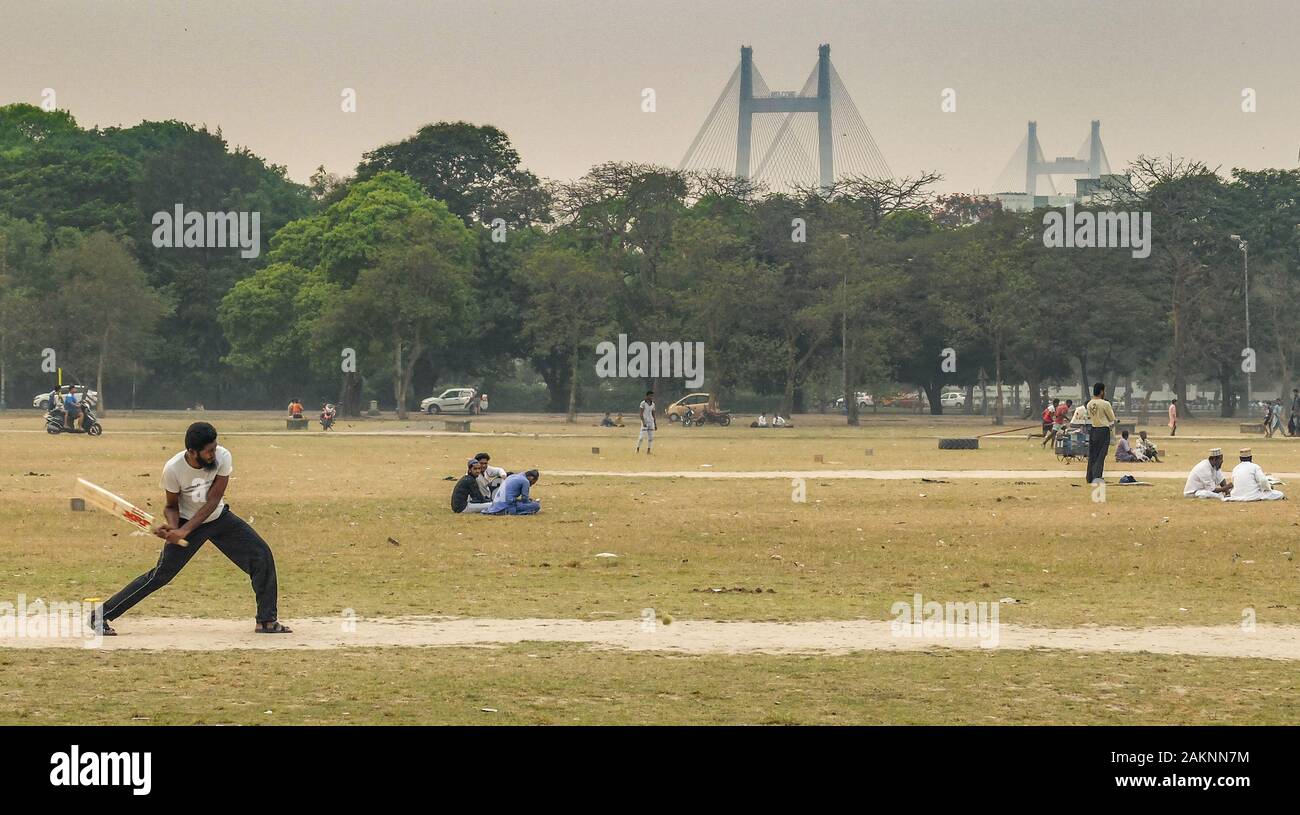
[[1224, 448, 1286, 502], [452, 459, 494, 514], [1183, 448, 1230, 499], [1135, 430, 1160, 462], [473, 452, 508, 500], [1114, 430, 1141, 462], [481, 469, 541, 515]]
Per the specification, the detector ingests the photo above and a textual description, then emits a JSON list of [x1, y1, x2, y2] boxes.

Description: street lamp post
[[1230, 234, 1250, 410]]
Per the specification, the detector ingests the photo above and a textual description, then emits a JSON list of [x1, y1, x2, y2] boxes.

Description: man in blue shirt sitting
[[63, 389, 81, 431], [481, 469, 541, 515]]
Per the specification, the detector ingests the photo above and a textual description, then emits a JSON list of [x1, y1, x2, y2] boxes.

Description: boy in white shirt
[[636, 391, 656, 454], [473, 452, 508, 500]]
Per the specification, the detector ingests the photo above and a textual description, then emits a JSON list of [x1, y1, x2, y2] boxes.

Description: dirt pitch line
[[551, 468, 1299, 481], [5, 616, 1299, 660]]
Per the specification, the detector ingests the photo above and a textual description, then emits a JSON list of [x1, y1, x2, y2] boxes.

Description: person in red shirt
[[1040, 398, 1060, 447], [1055, 399, 1072, 426]]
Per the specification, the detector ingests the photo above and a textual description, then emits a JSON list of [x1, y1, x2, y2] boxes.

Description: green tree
[[356, 122, 550, 227], [516, 244, 619, 422], [320, 209, 475, 419], [53, 232, 172, 414]]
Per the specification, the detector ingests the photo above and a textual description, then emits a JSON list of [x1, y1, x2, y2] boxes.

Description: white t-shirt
[[639, 400, 656, 430], [477, 464, 507, 498], [161, 445, 233, 523]]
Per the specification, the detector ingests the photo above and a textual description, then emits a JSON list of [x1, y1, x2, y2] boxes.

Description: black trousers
[[1086, 427, 1111, 484], [102, 508, 279, 623]]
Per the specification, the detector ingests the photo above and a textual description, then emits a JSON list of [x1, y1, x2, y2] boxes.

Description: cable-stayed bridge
[[679, 44, 892, 193], [994, 120, 1111, 196]]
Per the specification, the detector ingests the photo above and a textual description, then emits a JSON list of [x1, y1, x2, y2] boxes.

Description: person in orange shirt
[[288, 398, 304, 418]]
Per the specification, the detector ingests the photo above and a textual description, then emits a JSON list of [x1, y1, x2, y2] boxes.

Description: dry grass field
[[3, 409, 1298, 724]]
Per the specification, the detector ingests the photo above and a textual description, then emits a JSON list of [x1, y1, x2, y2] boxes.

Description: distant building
[[994, 174, 1130, 213]]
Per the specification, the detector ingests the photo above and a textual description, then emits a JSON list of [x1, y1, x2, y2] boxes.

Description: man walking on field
[[88, 421, 291, 636], [635, 390, 656, 455]]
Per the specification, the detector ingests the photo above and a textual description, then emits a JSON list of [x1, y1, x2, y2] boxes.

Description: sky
[[2, 0, 1297, 193]]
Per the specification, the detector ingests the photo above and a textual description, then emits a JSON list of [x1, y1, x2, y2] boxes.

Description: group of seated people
[[752, 412, 791, 428], [1184, 447, 1285, 501], [451, 452, 542, 515], [1114, 430, 1161, 462], [599, 412, 625, 427]]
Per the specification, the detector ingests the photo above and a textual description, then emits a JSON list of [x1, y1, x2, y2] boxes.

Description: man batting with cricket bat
[[89, 422, 291, 635]]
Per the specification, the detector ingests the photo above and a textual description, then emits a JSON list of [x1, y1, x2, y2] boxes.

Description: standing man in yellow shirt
[[1085, 382, 1117, 485]]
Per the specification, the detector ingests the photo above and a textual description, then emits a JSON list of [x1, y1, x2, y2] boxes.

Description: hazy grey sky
[[3, 0, 1297, 193]]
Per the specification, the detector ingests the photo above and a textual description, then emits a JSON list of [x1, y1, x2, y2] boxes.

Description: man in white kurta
[[1183, 448, 1228, 500], [635, 391, 656, 454], [1224, 448, 1285, 501]]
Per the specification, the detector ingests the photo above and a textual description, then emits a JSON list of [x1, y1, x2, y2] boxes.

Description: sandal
[[254, 620, 293, 634], [87, 612, 117, 636]]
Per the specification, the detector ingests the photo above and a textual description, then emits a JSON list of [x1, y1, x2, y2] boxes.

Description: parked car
[[665, 393, 713, 422], [833, 393, 874, 410], [420, 387, 479, 414], [33, 386, 98, 411], [881, 391, 927, 409], [940, 391, 966, 408]]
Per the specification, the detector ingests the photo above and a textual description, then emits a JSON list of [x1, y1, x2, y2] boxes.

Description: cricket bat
[[74, 478, 189, 546]]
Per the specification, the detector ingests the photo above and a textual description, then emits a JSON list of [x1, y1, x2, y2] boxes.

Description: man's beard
[[194, 454, 218, 471]]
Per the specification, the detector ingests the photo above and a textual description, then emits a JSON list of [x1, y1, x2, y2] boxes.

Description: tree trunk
[[1171, 272, 1186, 422], [962, 383, 974, 415], [339, 371, 362, 417], [1077, 351, 1089, 403], [96, 328, 109, 416], [994, 346, 1005, 426], [1027, 373, 1042, 421], [922, 379, 943, 415], [394, 342, 405, 419], [844, 337, 859, 427], [533, 354, 571, 412], [399, 335, 422, 422], [1276, 330, 1291, 406], [779, 332, 795, 418], [566, 344, 578, 424], [1219, 364, 1236, 418]]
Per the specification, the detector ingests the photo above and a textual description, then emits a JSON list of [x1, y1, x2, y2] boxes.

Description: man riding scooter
[[63, 387, 83, 431]]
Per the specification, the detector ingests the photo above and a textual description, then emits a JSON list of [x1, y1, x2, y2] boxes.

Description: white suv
[[420, 388, 479, 414]]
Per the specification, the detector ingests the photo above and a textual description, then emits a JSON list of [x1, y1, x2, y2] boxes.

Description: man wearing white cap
[[1183, 448, 1230, 499], [1224, 448, 1286, 502]]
